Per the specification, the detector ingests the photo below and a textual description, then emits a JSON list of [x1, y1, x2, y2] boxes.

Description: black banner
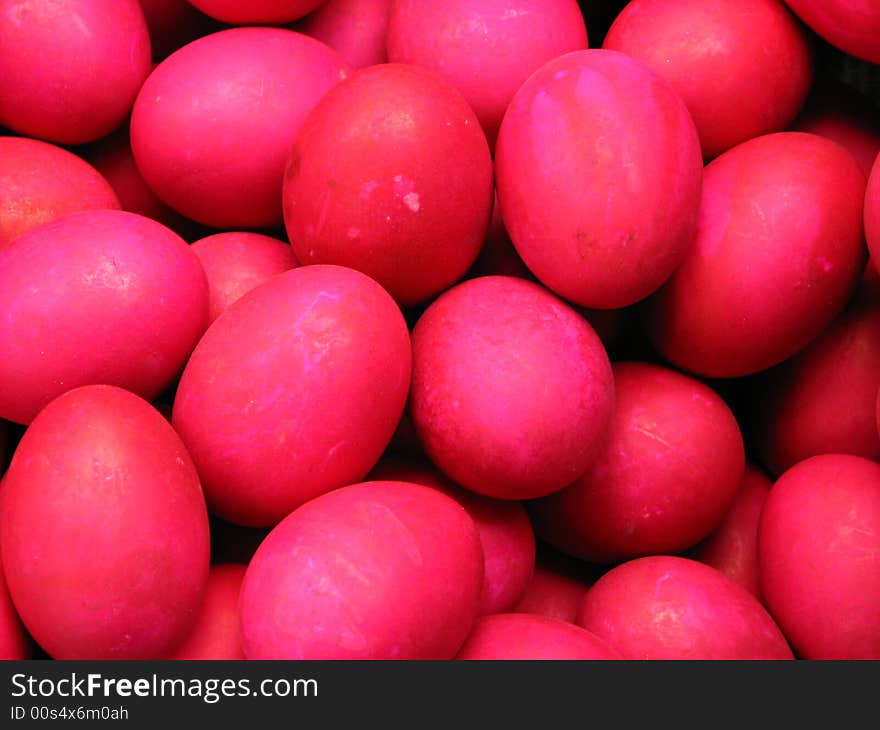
[[0, 660, 873, 727]]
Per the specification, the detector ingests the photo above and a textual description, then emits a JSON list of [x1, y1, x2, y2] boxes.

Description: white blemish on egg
[[360, 180, 380, 201], [403, 192, 420, 212], [817, 256, 833, 273], [347, 227, 360, 239]]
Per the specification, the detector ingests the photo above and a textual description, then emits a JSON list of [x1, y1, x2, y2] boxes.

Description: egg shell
[[0, 0, 151, 144], [456, 613, 621, 660], [131, 27, 350, 229], [368, 456, 535, 615], [166, 564, 246, 660], [782, 0, 880, 64], [410, 275, 614, 500], [239, 481, 484, 659], [691, 465, 772, 598], [172, 264, 412, 527], [387, 0, 588, 149], [0, 385, 211, 659], [0, 209, 208, 425], [297, 0, 391, 70], [282, 63, 493, 307], [603, 0, 813, 159], [530, 362, 744, 563], [0, 136, 120, 250], [190, 232, 299, 324], [577, 556, 793, 660], [645, 132, 866, 378], [755, 302, 880, 475], [758, 454, 880, 659], [495, 49, 703, 310]]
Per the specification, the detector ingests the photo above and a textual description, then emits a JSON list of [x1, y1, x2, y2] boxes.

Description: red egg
[[410, 276, 614, 501], [603, 0, 812, 159], [0, 557, 30, 660], [755, 302, 880, 475], [577, 556, 793, 660], [368, 457, 536, 615], [456, 613, 620, 660], [646, 132, 866, 378], [530, 362, 744, 563], [495, 49, 703, 310], [793, 88, 880, 178], [0, 209, 208, 425], [239, 481, 484, 659], [0, 137, 120, 250], [167, 564, 246, 660], [0, 0, 151, 144], [867, 156, 880, 265], [758, 454, 880, 659], [282, 63, 493, 306], [512, 563, 589, 624], [188, 0, 326, 24], [297, 0, 391, 69], [190, 232, 299, 324], [387, 0, 588, 149], [0, 385, 211, 659], [692, 465, 772, 599], [85, 125, 202, 240], [172, 265, 411, 527], [783, 0, 880, 64], [131, 28, 349, 229]]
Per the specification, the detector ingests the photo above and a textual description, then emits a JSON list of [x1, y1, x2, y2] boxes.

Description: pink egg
[[456, 613, 621, 660], [0, 385, 211, 659], [603, 0, 813, 159], [131, 28, 350, 229], [0, 0, 151, 144], [495, 49, 703, 310], [239, 481, 484, 659], [758, 454, 880, 659], [577, 556, 793, 660], [530, 362, 744, 563], [866, 156, 880, 265], [190, 232, 299, 324], [282, 63, 493, 306], [368, 457, 536, 616], [692, 465, 772, 599], [512, 563, 590, 624], [188, 0, 327, 24], [783, 0, 880, 64], [0, 209, 208, 425], [0, 136, 120, 250], [410, 275, 614, 501], [0, 556, 30, 660], [85, 125, 202, 240], [167, 564, 246, 660], [172, 265, 411, 527], [387, 0, 588, 149], [645, 132, 866, 378], [754, 301, 880, 475], [297, 0, 391, 69]]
